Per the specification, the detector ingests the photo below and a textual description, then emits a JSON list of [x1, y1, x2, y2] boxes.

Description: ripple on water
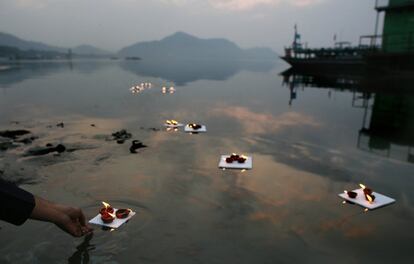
[[66, 200, 154, 263]]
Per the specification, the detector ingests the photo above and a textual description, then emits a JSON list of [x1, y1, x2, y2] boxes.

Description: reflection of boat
[[358, 93, 414, 164], [281, 0, 414, 72], [281, 69, 414, 164]]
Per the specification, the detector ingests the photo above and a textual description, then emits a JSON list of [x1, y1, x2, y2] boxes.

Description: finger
[[59, 221, 82, 237], [77, 208, 87, 227], [81, 225, 93, 234]]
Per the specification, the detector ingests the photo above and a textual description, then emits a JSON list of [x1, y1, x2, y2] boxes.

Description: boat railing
[[360, 32, 414, 53], [359, 35, 382, 49]]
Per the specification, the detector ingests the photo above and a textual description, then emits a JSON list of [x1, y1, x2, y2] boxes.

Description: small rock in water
[[0, 130, 31, 139], [129, 140, 147, 153], [56, 122, 65, 128], [112, 129, 132, 143], [0, 141, 18, 151], [24, 144, 66, 156]]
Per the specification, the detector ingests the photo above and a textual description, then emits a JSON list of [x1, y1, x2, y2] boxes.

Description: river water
[[0, 59, 413, 263]]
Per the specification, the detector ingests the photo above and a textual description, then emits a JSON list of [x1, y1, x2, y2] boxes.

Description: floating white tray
[[218, 155, 252, 170], [163, 123, 183, 128], [184, 124, 207, 133], [89, 209, 136, 228], [338, 188, 396, 210]]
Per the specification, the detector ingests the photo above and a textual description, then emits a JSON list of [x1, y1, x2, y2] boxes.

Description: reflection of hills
[[0, 60, 111, 87], [282, 68, 414, 164], [0, 62, 67, 87], [120, 59, 276, 85]]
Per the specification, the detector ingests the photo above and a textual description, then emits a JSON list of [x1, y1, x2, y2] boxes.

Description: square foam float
[[338, 188, 396, 210], [218, 155, 252, 170], [89, 209, 136, 228], [184, 124, 207, 133]]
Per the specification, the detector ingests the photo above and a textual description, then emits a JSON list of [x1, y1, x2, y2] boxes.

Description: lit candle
[[359, 184, 373, 195], [100, 201, 114, 215], [101, 212, 115, 223]]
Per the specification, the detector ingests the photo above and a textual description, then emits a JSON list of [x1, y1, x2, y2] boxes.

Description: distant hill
[[118, 32, 277, 60], [0, 32, 110, 57], [0, 32, 65, 52], [72, 45, 112, 56]]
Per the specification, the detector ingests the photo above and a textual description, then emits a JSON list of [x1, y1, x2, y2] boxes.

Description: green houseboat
[[281, 0, 414, 72]]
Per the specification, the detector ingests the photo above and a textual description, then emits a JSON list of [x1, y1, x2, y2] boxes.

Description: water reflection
[[120, 58, 276, 85], [130, 82, 152, 94], [1, 60, 413, 263], [282, 69, 414, 164], [0, 60, 112, 88], [68, 233, 95, 264]]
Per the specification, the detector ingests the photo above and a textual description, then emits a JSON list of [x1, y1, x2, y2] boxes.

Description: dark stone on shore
[[0, 141, 18, 151], [129, 140, 147, 153], [0, 130, 31, 139], [24, 144, 66, 156], [91, 124, 96, 127], [112, 129, 132, 143], [56, 122, 65, 128]]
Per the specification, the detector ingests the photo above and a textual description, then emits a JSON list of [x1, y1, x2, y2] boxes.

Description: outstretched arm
[[30, 196, 93, 237], [1, 179, 92, 237]]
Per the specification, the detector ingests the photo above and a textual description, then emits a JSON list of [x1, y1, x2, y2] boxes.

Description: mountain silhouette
[[0, 32, 109, 56], [118, 32, 277, 60]]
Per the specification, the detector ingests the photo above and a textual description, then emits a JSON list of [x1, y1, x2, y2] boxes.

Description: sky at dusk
[[0, 0, 383, 52]]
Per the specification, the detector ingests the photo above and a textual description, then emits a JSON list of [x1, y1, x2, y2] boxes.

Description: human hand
[[31, 196, 93, 237], [54, 205, 93, 237]]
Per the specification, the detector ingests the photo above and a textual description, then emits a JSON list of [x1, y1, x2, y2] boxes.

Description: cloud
[[211, 106, 320, 135], [8, 0, 324, 11], [160, 0, 324, 10]]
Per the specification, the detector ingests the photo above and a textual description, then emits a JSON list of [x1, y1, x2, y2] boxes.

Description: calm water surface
[[0, 59, 413, 263]]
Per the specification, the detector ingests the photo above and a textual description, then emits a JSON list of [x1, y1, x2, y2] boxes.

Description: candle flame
[[359, 183, 366, 189], [364, 208, 369, 212], [102, 201, 111, 209], [344, 190, 348, 194], [365, 194, 374, 204], [108, 212, 116, 218], [166, 120, 179, 126]]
